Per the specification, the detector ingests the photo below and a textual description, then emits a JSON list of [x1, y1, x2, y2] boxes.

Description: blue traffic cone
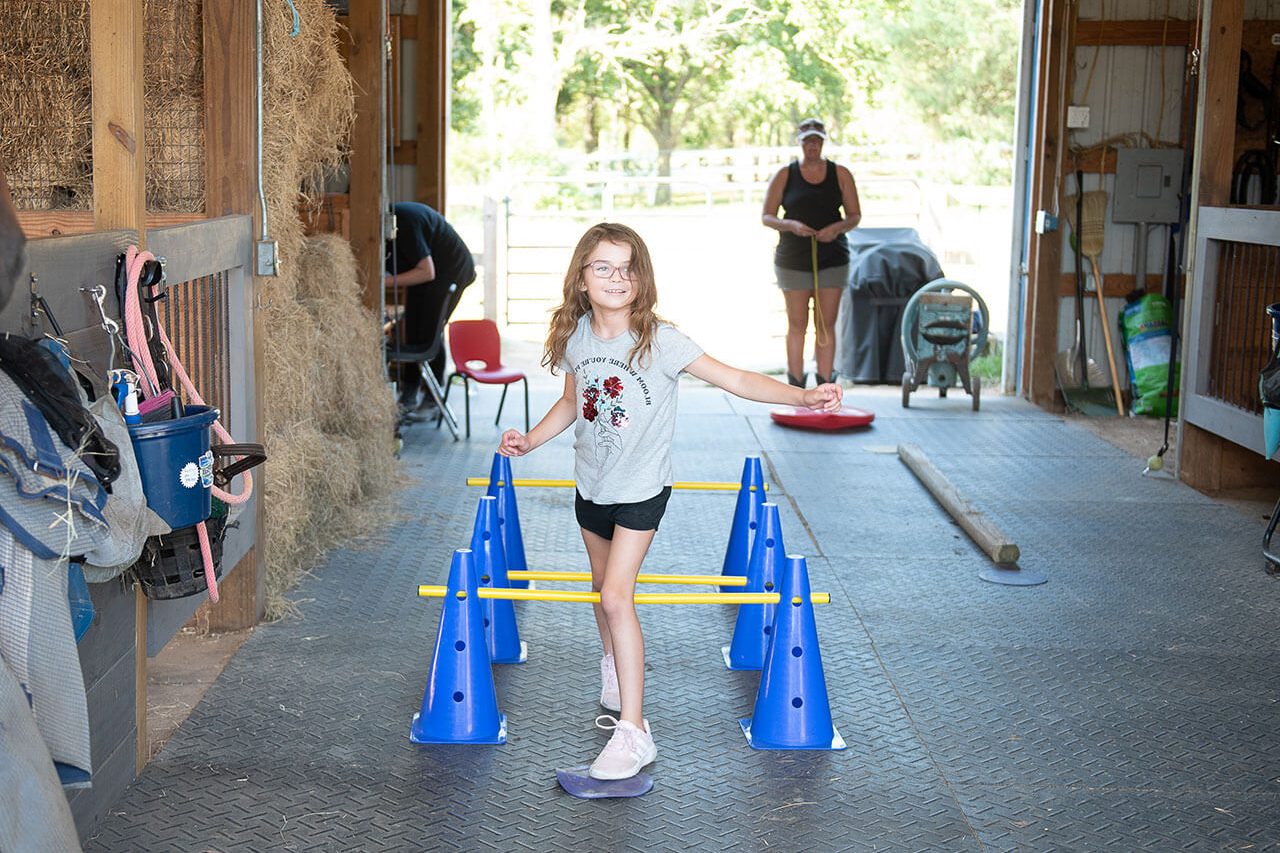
[[410, 548, 507, 744], [722, 502, 785, 670], [487, 454, 528, 589], [471, 496, 526, 664], [740, 554, 845, 750], [721, 456, 765, 576]]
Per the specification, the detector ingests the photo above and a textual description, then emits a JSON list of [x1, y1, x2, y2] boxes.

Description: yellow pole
[[466, 477, 767, 492], [507, 570, 748, 587], [416, 586, 830, 605]]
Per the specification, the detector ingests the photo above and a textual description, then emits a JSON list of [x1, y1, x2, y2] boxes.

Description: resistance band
[[811, 237, 830, 348]]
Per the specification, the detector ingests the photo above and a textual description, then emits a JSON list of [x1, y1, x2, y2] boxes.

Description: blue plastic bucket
[[128, 405, 219, 529]]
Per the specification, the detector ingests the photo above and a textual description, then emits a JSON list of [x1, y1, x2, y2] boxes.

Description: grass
[[970, 338, 1003, 385]]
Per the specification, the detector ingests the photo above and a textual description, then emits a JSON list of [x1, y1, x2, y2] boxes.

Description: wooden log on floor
[[897, 443, 1021, 566]]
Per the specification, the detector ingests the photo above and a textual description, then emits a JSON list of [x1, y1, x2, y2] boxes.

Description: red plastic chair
[[444, 319, 529, 438]]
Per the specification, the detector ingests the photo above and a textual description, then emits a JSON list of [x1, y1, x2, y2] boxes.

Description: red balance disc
[[769, 405, 875, 431]]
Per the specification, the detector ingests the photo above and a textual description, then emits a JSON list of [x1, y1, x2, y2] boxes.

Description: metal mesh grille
[[1207, 240, 1280, 413], [143, 0, 206, 212], [161, 270, 231, 424]]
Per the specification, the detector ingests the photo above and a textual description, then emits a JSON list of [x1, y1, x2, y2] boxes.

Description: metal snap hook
[[80, 284, 121, 336]]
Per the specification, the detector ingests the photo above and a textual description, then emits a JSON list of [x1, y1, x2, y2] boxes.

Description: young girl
[[498, 223, 842, 780]]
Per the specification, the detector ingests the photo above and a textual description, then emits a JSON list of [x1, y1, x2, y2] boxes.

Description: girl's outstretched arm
[[685, 355, 843, 412], [499, 373, 578, 456]]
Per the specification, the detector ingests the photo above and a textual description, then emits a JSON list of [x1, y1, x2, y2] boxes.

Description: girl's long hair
[[542, 222, 663, 373]]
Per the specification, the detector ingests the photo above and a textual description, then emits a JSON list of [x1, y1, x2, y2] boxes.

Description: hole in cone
[[791, 697, 803, 708], [791, 646, 803, 657], [764, 582, 774, 591], [454, 640, 466, 651], [453, 691, 465, 703], [765, 537, 774, 547]]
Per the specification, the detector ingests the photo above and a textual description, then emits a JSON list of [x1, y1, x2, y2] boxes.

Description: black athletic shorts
[[575, 487, 673, 540]]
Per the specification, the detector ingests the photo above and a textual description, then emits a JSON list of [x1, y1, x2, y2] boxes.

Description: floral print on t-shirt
[[582, 374, 629, 464]]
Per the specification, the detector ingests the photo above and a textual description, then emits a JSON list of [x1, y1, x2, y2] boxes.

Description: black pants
[[395, 279, 468, 390]]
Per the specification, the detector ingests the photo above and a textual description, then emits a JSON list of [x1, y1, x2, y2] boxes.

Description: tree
[[878, 0, 1020, 146], [580, 0, 766, 201]]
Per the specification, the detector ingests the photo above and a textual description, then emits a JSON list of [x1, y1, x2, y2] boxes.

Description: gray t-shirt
[[562, 313, 704, 504]]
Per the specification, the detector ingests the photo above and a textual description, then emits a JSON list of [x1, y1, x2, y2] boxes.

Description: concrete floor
[[96, 371, 1280, 852]]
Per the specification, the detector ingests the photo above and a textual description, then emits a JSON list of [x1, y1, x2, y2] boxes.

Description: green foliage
[[878, 0, 1020, 147], [968, 333, 1004, 385], [449, 0, 1021, 187]]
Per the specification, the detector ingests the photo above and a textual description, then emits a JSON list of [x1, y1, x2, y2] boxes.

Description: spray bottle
[[110, 370, 141, 425]]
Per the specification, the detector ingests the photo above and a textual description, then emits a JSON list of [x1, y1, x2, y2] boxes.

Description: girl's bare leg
[[582, 526, 655, 727], [582, 527, 614, 655]]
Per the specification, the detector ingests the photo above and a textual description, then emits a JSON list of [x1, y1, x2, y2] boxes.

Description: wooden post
[[898, 444, 1021, 566], [1022, 0, 1070, 409], [1192, 0, 1242, 211], [348, 0, 386, 313], [415, 0, 449, 210], [1178, 0, 1248, 492], [90, 0, 148, 774], [201, 0, 265, 631]]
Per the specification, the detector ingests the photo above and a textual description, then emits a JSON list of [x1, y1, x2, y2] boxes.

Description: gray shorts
[[775, 264, 849, 292]]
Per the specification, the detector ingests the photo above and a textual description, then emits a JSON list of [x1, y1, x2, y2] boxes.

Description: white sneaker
[[599, 654, 621, 713], [588, 716, 656, 780]]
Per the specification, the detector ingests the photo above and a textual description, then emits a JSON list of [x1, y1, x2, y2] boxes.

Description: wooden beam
[[348, 1, 386, 313], [1179, 0, 1246, 492], [201, 0, 264, 632], [394, 140, 417, 165], [396, 13, 418, 40], [91, 0, 147, 775], [898, 444, 1021, 565], [1075, 19, 1194, 46], [1196, 0, 1243, 208], [1023, 0, 1070, 408], [17, 211, 204, 240], [1057, 273, 1167, 297], [415, 0, 448, 210], [91, 0, 146, 237]]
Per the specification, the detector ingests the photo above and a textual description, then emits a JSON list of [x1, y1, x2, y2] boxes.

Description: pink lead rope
[[123, 245, 257, 602]]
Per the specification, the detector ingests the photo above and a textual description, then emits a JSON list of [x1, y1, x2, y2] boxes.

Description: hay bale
[[0, 0, 206, 212], [295, 234, 398, 438], [0, 1, 92, 209]]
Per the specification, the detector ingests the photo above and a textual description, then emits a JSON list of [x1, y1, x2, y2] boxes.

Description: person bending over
[[385, 201, 476, 409]]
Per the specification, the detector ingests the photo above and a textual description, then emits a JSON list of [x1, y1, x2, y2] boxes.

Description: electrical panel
[[1111, 148, 1184, 224]]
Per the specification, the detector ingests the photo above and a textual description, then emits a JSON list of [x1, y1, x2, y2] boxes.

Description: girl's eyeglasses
[[583, 261, 635, 280]]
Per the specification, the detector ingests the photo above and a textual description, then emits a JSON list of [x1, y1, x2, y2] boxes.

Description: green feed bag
[[1121, 294, 1179, 417]]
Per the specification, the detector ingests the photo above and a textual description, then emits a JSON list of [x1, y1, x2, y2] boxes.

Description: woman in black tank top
[[761, 117, 862, 388]]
